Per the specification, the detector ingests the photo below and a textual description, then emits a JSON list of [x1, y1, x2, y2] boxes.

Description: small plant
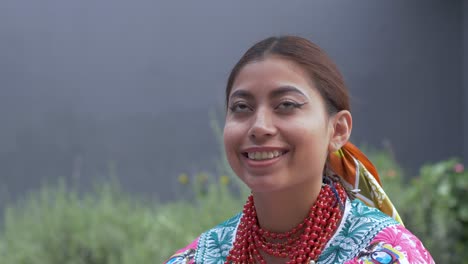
[[0, 174, 246, 264], [0, 179, 165, 264], [401, 159, 468, 263]]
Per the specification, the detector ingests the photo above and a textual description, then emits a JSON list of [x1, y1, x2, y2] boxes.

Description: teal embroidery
[[166, 248, 195, 264], [195, 213, 241, 264], [193, 200, 398, 263], [318, 200, 398, 263]]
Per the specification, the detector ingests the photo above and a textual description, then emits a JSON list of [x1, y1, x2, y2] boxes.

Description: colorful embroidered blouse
[[165, 199, 434, 264]]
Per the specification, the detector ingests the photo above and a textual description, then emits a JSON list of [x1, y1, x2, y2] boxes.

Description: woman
[[165, 36, 434, 264]]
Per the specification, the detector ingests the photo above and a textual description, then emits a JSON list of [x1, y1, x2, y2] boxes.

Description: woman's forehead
[[229, 57, 317, 99], [235, 57, 307, 81]]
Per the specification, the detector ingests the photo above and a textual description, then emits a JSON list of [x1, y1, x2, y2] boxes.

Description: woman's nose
[[248, 108, 277, 141]]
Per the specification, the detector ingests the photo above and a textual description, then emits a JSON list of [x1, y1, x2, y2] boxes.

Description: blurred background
[[0, 0, 467, 263]]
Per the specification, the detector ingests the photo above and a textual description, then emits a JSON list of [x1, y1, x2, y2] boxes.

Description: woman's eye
[[276, 101, 303, 110], [229, 103, 252, 113]]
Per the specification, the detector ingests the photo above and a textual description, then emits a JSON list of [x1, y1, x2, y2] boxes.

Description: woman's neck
[[252, 178, 323, 233]]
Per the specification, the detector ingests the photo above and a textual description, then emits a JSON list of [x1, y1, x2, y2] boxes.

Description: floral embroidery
[[194, 213, 241, 264], [319, 200, 398, 263], [356, 242, 406, 263], [371, 225, 435, 264], [166, 248, 196, 264]]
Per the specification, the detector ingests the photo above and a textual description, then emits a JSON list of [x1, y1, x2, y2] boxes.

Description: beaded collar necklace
[[225, 179, 347, 264]]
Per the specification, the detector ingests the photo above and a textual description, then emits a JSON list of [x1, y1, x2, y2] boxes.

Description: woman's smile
[[241, 146, 290, 170]]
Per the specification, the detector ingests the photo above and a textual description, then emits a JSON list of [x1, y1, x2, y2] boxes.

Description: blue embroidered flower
[[195, 213, 241, 263], [166, 248, 195, 264]]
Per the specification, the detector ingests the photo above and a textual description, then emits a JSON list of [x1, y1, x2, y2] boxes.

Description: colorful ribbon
[[329, 142, 403, 224]]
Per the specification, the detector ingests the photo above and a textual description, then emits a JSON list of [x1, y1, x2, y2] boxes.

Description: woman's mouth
[[240, 147, 290, 169], [243, 150, 286, 160], [241, 148, 289, 163]]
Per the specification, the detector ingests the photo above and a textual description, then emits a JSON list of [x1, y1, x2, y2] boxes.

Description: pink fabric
[[175, 238, 198, 255], [163, 237, 198, 264], [345, 225, 435, 264]]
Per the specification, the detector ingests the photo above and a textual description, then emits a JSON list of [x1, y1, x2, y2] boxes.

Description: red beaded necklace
[[225, 181, 347, 264]]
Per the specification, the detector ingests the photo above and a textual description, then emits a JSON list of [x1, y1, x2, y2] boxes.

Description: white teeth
[[255, 152, 262, 160], [246, 151, 283, 160]]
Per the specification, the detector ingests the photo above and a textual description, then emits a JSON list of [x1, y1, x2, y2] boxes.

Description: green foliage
[[0, 147, 466, 263], [0, 179, 162, 264], [0, 174, 245, 264], [399, 159, 468, 263]]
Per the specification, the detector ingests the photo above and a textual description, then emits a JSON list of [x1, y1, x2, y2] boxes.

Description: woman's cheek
[[224, 125, 240, 156]]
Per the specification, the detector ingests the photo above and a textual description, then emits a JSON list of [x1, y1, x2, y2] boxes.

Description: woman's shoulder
[[164, 212, 242, 264], [319, 199, 434, 263], [344, 224, 435, 264], [318, 199, 399, 263], [339, 199, 435, 263], [164, 239, 198, 264]]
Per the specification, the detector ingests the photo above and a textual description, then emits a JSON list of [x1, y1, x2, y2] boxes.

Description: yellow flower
[[219, 175, 230, 186], [178, 173, 189, 185], [197, 173, 209, 183]]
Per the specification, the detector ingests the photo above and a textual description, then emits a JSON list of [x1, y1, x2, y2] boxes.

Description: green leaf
[[437, 181, 450, 196], [458, 206, 468, 221]]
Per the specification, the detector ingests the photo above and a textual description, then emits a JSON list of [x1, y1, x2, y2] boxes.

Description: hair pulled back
[[226, 36, 350, 115]]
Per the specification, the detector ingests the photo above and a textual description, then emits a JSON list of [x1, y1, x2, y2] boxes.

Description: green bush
[[400, 159, 468, 263], [0, 175, 245, 264], [0, 180, 161, 264], [0, 152, 466, 263]]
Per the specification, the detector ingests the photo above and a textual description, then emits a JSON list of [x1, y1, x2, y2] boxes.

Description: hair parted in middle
[[225, 35, 350, 116]]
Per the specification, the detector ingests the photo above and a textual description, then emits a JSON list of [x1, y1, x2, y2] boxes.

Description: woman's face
[[223, 56, 335, 193]]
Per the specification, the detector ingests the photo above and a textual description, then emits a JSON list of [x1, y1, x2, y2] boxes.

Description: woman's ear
[[328, 110, 352, 152]]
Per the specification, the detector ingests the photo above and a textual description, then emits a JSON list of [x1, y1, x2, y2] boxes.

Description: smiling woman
[[165, 36, 434, 264]]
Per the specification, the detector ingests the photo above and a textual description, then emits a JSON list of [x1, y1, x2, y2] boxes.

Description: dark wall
[[336, 1, 463, 173], [0, 0, 465, 201], [464, 0, 468, 165]]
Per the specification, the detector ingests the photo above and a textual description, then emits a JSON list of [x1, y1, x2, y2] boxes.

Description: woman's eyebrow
[[229, 89, 254, 100], [270, 85, 308, 99], [229, 86, 307, 101]]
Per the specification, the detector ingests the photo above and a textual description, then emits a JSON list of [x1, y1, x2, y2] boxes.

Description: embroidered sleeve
[[346, 225, 435, 264], [164, 238, 198, 264]]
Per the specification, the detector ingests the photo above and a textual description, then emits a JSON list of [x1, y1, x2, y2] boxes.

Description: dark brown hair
[[226, 36, 350, 115]]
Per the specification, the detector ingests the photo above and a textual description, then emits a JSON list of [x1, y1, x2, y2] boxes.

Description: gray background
[[0, 0, 467, 202], [464, 0, 468, 170]]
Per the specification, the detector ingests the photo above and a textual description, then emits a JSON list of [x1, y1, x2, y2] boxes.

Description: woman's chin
[[243, 175, 287, 193]]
